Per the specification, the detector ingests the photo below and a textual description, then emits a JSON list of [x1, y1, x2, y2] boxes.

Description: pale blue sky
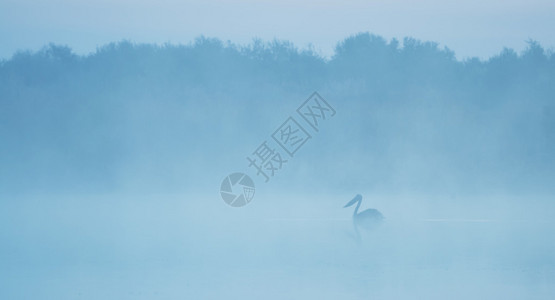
[[1, 0, 554, 60]]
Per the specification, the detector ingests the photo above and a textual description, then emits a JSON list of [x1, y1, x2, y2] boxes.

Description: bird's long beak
[[344, 194, 362, 208]]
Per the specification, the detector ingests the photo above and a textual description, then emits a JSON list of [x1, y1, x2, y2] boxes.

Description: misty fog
[[1, 33, 554, 299]]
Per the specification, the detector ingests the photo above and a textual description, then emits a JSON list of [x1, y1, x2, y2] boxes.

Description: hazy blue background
[[2, 35, 554, 195], [1, 1, 555, 299], [1, 0, 554, 60]]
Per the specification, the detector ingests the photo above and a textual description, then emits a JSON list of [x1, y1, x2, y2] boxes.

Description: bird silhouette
[[344, 194, 383, 243]]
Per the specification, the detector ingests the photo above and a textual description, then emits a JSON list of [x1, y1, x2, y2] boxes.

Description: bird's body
[[355, 209, 383, 229], [344, 194, 383, 242]]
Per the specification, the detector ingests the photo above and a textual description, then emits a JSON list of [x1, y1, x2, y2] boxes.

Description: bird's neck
[[354, 200, 361, 216]]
